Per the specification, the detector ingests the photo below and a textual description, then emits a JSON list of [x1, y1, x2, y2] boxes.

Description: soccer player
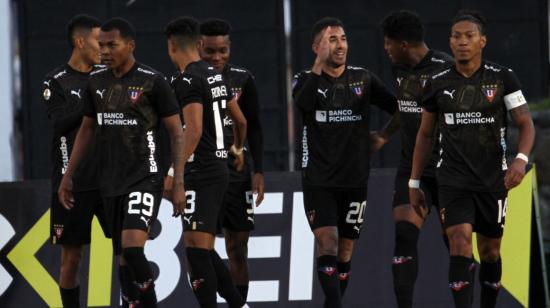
[[199, 18, 265, 301], [58, 18, 186, 308], [293, 17, 397, 308], [379, 11, 454, 308], [42, 14, 108, 308], [409, 10, 535, 308], [164, 17, 249, 308]]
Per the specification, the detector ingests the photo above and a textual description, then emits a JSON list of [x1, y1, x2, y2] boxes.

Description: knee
[[447, 231, 472, 256], [315, 234, 338, 256], [394, 221, 420, 246], [61, 247, 83, 270], [479, 246, 501, 263]]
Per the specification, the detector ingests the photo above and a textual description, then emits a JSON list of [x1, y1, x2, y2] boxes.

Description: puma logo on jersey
[[43, 80, 51, 87], [443, 90, 455, 99], [140, 216, 150, 226], [96, 89, 106, 99], [183, 77, 192, 85], [397, 77, 403, 86], [317, 88, 328, 98], [170, 76, 177, 83], [183, 215, 192, 224], [70, 89, 81, 99]]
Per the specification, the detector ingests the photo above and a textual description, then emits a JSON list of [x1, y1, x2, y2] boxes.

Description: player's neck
[[67, 52, 93, 73], [177, 49, 201, 72], [323, 64, 345, 78], [406, 43, 429, 67], [455, 56, 482, 78], [112, 56, 136, 78]]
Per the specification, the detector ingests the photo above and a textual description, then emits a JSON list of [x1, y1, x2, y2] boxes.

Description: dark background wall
[[18, 0, 548, 179]]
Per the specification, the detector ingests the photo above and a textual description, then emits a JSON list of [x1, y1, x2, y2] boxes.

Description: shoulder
[[89, 65, 109, 79], [226, 63, 253, 78], [292, 69, 312, 89], [135, 63, 164, 80], [429, 50, 454, 66], [482, 61, 509, 75], [430, 67, 453, 81], [44, 65, 71, 86]]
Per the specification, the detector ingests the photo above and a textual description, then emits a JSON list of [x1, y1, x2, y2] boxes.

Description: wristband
[[408, 179, 421, 189], [516, 153, 528, 163], [230, 145, 244, 155], [167, 167, 174, 177]]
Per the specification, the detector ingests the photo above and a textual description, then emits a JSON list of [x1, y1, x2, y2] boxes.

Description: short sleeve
[[152, 76, 179, 117], [174, 73, 204, 108], [420, 78, 438, 113], [501, 69, 526, 111], [83, 84, 96, 117], [369, 73, 397, 115]]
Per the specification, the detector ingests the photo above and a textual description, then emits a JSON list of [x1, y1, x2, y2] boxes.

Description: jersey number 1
[[212, 100, 226, 149]]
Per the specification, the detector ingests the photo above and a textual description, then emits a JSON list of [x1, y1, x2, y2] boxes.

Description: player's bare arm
[[162, 114, 186, 217], [409, 111, 436, 218], [371, 112, 401, 152], [226, 97, 247, 172], [505, 104, 535, 189], [58, 116, 96, 210]]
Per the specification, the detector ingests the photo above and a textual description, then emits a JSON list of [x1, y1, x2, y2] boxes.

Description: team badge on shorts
[[128, 86, 143, 104], [307, 210, 316, 224], [53, 224, 64, 243], [482, 84, 498, 103]]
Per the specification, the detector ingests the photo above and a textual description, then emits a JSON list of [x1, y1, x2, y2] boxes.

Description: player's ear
[[74, 36, 85, 49], [312, 42, 319, 55], [196, 39, 203, 50], [480, 35, 487, 49], [128, 39, 136, 52]]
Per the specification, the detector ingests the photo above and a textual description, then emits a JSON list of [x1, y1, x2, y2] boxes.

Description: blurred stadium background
[[0, 0, 550, 307]]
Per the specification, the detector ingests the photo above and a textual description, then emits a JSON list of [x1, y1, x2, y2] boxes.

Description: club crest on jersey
[[482, 84, 498, 103], [54, 224, 64, 239], [128, 86, 143, 104], [231, 88, 242, 101], [350, 82, 363, 98]]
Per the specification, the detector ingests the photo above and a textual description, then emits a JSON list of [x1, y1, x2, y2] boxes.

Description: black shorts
[[183, 180, 228, 235], [103, 190, 162, 255], [392, 170, 439, 211], [303, 185, 367, 239], [439, 186, 508, 238], [50, 189, 109, 245], [219, 180, 254, 232]]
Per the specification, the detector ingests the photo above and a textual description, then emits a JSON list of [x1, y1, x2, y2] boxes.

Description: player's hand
[[58, 175, 74, 210], [409, 188, 428, 220], [312, 26, 332, 74], [230, 145, 245, 171], [370, 131, 387, 153], [504, 158, 527, 189], [163, 175, 173, 202], [171, 181, 186, 217], [252, 172, 265, 207]]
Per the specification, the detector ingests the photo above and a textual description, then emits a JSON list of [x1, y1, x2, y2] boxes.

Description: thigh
[[338, 187, 367, 239], [438, 186, 475, 230], [221, 180, 254, 232], [303, 185, 339, 232], [473, 190, 508, 239], [184, 180, 228, 235]]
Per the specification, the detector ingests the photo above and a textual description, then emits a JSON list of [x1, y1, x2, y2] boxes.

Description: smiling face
[[450, 20, 486, 64], [313, 26, 348, 67], [200, 35, 230, 71], [99, 29, 135, 70]]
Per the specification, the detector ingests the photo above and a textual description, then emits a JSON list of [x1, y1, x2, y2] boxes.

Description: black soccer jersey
[[392, 50, 454, 176], [293, 66, 397, 188], [422, 61, 525, 192], [221, 63, 263, 182], [83, 62, 179, 197], [42, 64, 103, 192], [172, 60, 234, 183]]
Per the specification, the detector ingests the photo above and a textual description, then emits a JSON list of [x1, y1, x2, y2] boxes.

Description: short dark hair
[[164, 17, 200, 49], [452, 10, 487, 35], [381, 10, 424, 42], [200, 18, 232, 36], [311, 17, 344, 41], [101, 17, 136, 40], [67, 14, 101, 48]]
